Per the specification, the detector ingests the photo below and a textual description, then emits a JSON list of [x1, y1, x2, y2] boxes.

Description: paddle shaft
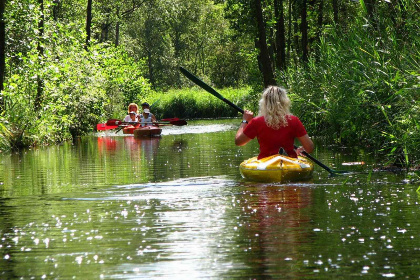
[[180, 66, 346, 175], [99, 119, 186, 131], [294, 145, 336, 174], [180, 67, 244, 114], [120, 120, 186, 126]]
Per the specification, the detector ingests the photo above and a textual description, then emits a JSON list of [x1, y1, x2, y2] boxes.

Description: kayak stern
[[239, 155, 314, 183]]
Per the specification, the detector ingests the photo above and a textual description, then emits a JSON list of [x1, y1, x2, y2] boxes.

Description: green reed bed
[[143, 87, 255, 119], [283, 16, 419, 167]]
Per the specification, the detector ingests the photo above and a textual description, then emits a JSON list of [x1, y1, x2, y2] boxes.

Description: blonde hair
[[127, 103, 139, 114], [258, 86, 291, 129]]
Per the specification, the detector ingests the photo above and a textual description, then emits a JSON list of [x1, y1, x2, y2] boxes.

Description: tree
[[300, 0, 308, 62], [0, 0, 5, 111], [35, 0, 44, 111], [332, 0, 338, 24], [85, 0, 92, 50], [317, 0, 323, 38], [93, 1, 147, 46], [254, 0, 276, 86], [52, 0, 60, 21], [274, 0, 286, 70]]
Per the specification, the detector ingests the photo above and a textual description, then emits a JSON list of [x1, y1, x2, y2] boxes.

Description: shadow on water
[[0, 119, 419, 279]]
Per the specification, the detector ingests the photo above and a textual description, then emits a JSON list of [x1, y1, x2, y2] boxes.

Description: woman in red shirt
[[235, 86, 314, 159]]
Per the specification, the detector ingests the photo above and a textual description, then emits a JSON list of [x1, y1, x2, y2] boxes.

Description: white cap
[[143, 109, 150, 113]]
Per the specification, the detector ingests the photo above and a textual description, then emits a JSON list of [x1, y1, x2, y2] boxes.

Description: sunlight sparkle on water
[[1, 122, 420, 279]]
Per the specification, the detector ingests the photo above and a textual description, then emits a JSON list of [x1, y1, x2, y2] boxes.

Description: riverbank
[[1, 84, 419, 168]]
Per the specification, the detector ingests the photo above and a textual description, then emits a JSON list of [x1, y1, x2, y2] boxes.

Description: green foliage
[[143, 87, 254, 119], [283, 7, 419, 166], [1, 0, 419, 169], [0, 0, 151, 150], [122, 0, 253, 89]]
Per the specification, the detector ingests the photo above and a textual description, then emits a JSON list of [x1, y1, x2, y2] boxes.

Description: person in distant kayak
[[123, 103, 140, 122], [123, 111, 139, 123], [235, 86, 314, 159], [139, 108, 157, 127], [128, 103, 139, 114], [140, 102, 157, 123]]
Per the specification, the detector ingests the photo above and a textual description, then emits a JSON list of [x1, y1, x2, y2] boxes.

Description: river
[[0, 119, 419, 279]]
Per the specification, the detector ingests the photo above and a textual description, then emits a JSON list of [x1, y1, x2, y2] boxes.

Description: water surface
[[0, 119, 419, 279]]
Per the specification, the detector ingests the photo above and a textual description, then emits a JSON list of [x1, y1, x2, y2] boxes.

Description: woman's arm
[[296, 134, 314, 155], [235, 110, 254, 146], [151, 114, 157, 122]]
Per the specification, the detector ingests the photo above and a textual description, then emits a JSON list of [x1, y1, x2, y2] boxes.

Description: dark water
[[0, 119, 419, 279]]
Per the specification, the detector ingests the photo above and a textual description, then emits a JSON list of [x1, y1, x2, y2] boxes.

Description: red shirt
[[243, 115, 307, 159]]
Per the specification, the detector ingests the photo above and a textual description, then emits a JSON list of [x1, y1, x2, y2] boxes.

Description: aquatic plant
[[281, 12, 419, 167]]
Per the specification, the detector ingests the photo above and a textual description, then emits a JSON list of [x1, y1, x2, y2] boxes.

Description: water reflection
[[97, 136, 118, 151], [0, 120, 419, 279], [232, 184, 313, 278]]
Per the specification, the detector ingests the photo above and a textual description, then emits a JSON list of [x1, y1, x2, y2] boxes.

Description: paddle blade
[[97, 123, 119, 131], [170, 119, 187, 126], [161, 117, 180, 122], [179, 67, 224, 100], [106, 119, 123, 126], [179, 67, 244, 114]]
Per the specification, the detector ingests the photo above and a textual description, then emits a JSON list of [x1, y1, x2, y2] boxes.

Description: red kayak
[[133, 126, 162, 138], [122, 124, 161, 137], [97, 118, 187, 132], [122, 123, 140, 134]]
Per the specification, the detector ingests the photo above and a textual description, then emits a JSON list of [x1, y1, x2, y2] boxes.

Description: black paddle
[[293, 145, 348, 174], [179, 67, 244, 114], [179, 66, 349, 175]]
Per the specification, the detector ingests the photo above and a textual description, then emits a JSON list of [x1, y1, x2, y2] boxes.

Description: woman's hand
[[243, 109, 254, 122], [295, 146, 306, 156]]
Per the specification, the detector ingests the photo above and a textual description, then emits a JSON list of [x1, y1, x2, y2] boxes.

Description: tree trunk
[[301, 0, 308, 63], [100, 21, 109, 42], [35, 0, 45, 111], [52, 0, 60, 21], [0, 0, 5, 111], [254, 0, 276, 87], [317, 0, 323, 38], [293, 0, 300, 64], [115, 21, 120, 47], [85, 0, 92, 51], [364, 0, 377, 29], [147, 50, 154, 88], [115, 8, 120, 47], [364, 0, 376, 20], [332, 0, 338, 24], [287, 0, 292, 64], [274, 0, 286, 71]]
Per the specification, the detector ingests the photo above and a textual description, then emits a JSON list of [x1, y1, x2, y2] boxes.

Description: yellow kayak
[[239, 155, 314, 183]]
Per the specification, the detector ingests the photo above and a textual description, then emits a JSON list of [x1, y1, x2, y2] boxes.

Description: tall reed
[[142, 87, 254, 119], [283, 14, 419, 167]]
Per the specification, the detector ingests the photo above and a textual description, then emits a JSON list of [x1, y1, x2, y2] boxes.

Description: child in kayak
[[235, 86, 314, 159], [123, 103, 140, 122], [124, 111, 138, 123], [140, 102, 157, 124], [139, 108, 156, 127]]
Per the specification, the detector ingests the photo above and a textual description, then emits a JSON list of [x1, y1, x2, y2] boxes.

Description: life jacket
[[139, 113, 153, 127]]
